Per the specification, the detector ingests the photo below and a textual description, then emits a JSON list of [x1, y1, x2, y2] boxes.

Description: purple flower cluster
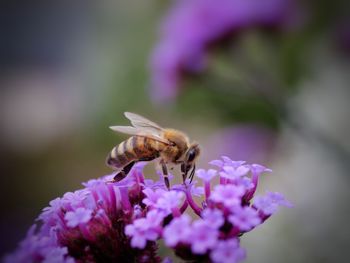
[[4, 157, 291, 263], [150, 0, 299, 102]]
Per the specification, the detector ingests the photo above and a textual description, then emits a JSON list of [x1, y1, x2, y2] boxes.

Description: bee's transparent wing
[[109, 125, 171, 145], [124, 112, 163, 132]]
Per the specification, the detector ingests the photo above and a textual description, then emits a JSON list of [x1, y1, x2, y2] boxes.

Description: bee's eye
[[187, 150, 196, 162]]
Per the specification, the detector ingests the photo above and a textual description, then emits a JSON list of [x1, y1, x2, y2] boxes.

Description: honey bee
[[106, 112, 200, 189]]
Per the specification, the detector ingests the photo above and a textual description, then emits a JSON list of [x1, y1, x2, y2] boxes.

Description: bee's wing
[[124, 112, 163, 132], [109, 125, 171, 145]]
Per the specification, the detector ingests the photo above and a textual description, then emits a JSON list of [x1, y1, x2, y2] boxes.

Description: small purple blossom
[[125, 210, 165, 249], [162, 257, 173, 263], [190, 220, 219, 254], [196, 169, 218, 181], [228, 206, 262, 231], [155, 190, 184, 215], [210, 156, 246, 170], [219, 165, 250, 180], [64, 207, 92, 228], [254, 191, 293, 216], [142, 188, 167, 207], [42, 247, 74, 263], [163, 214, 192, 247], [210, 238, 246, 263], [201, 208, 225, 229], [210, 184, 245, 208], [250, 164, 273, 175]]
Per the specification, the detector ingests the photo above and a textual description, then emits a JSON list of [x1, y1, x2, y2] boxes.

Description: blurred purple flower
[[208, 125, 276, 165], [219, 165, 250, 180], [201, 208, 225, 229], [42, 247, 74, 263], [190, 220, 219, 254], [254, 191, 293, 216], [5, 155, 291, 262], [196, 168, 218, 181], [150, 0, 300, 102], [196, 169, 217, 199], [210, 238, 246, 263], [228, 206, 262, 231]]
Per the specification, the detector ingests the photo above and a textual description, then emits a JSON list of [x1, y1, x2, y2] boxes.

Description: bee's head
[[185, 143, 200, 165], [183, 143, 200, 182]]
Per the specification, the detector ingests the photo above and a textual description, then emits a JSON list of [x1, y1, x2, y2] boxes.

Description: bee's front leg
[[160, 160, 170, 190]]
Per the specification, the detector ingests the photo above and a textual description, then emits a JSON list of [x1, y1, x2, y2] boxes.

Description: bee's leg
[[181, 162, 187, 184], [113, 161, 135, 182], [189, 164, 196, 183], [160, 160, 170, 190]]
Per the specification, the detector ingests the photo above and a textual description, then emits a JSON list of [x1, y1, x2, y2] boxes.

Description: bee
[[106, 112, 200, 189]]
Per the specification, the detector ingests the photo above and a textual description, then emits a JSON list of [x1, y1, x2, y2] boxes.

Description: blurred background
[[1, 0, 349, 262]]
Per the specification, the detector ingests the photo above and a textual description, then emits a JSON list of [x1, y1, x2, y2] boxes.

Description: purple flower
[[125, 210, 165, 249], [3, 224, 74, 263], [250, 164, 272, 175], [155, 190, 185, 215], [162, 257, 173, 263], [142, 188, 167, 207], [172, 179, 204, 197], [42, 247, 74, 263], [163, 214, 192, 247], [201, 208, 224, 229], [220, 165, 250, 179], [209, 156, 247, 174], [196, 169, 217, 181], [125, 219, 155, 249], [210, 238, 246, 263], [37, 197, 63, 222], [6, 165, 163, 262], [150, 0, 299, 101], [195, 169, 217, 199], [254, 191, 293, 215], [5, 156, 291, 263], [65, 207, 92, 228], [61, 190, 89, 209], [210, 184, 245, 208], [228, 206, 262, 231], [190, 220, 219, 254]]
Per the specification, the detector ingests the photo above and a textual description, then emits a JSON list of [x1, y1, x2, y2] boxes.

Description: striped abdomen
[[106, 136, 164, 169]]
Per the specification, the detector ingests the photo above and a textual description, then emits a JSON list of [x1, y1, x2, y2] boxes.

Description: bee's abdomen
[[106, 136, 159, 169]]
